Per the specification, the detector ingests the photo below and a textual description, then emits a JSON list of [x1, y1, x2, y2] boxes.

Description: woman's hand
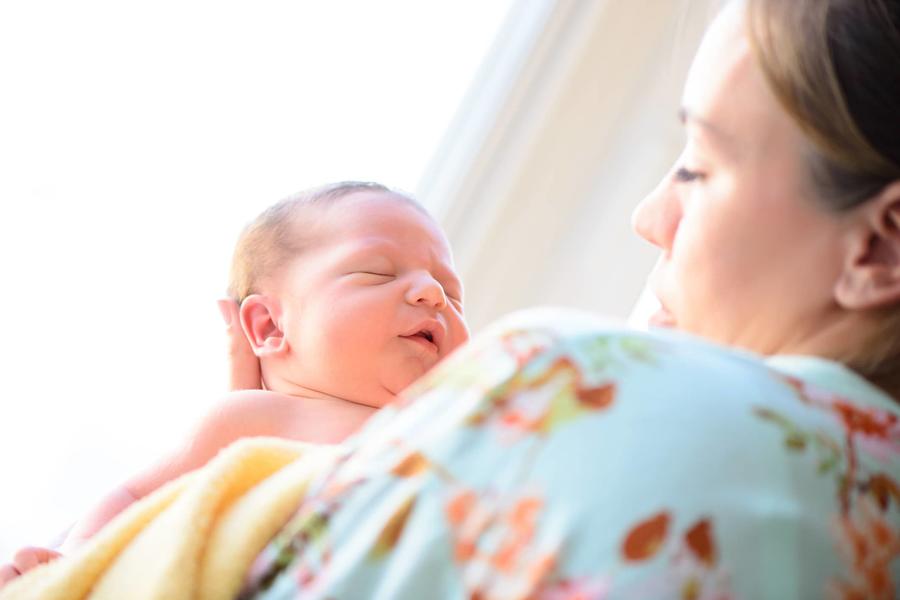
[[0, 547, 62, 588], [217, 298, 262, 390]]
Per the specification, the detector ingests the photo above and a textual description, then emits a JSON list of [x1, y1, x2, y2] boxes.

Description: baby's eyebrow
[[341, 241, 396, 261]]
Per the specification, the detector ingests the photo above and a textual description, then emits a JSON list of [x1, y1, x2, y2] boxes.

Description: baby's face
[[274, 191, 469, 407]]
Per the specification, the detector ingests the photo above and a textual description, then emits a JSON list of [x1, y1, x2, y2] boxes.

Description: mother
[[228, 1, 900, 598]]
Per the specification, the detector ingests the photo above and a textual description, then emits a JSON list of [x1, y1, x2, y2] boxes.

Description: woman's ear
[[835, 180, 900, 310], [238, 294, 287, 357]]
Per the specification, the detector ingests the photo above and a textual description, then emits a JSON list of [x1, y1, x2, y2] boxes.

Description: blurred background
[[0, 0, 716, 556]]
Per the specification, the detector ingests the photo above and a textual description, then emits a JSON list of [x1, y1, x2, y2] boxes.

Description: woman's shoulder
[[408, 306, 899, 466], [471, 307, 898, 415], [457, 307, 794, 406]]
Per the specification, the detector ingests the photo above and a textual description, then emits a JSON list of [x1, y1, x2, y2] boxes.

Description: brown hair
[[746, 0, 900, 207], [227, 181, 419, 302], [745, 0, 900, 392]]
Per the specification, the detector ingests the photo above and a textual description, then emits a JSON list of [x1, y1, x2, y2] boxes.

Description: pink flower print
[[535, 576, 612, 600]]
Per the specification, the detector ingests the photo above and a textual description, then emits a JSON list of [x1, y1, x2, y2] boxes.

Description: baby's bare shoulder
[[121, 391, 304, 499], [191, 390, 378, 448], [199, 390, 303, 436]]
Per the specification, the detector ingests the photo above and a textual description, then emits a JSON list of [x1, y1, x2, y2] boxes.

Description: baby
[[0, 181, 469, 583]]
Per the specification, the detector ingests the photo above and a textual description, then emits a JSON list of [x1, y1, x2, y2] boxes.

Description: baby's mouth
[[400, 329, 438, 352]]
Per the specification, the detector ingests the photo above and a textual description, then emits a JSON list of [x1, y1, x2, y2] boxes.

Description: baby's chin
[[380, 363, 436, 400]]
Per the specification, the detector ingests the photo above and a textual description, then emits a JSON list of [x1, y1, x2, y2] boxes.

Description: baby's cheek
[[449, 319, 471, 349]]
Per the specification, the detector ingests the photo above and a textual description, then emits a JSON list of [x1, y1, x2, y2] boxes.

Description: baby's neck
[[245, 388, 378, 444], [263, 374, 379, 407]]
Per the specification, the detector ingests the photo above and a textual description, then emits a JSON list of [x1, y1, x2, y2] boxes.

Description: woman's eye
[[674, 166, 703, 183], [360, 272, 394, 278]]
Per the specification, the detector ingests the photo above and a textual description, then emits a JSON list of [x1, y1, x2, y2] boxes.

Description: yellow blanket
[[1, 438, 338, 600]]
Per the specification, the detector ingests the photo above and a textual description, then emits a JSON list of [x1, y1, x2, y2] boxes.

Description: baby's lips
[[402, 318, 446, 352]]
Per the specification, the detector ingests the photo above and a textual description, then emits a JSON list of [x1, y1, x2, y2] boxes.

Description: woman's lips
[[648, 306, 677, 328]]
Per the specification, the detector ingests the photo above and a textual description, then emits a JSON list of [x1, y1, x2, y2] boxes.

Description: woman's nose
[[632, 175, 681, 251], [405, 273, 447, 309]]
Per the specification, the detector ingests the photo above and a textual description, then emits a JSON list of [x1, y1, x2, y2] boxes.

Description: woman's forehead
[[681, 3, 803, 163], [682, 5, 754, 132]]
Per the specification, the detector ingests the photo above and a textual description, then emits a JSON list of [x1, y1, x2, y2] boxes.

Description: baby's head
[[229, 182, 469, 407]]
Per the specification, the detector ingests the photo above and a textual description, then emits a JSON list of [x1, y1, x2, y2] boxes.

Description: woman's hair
[[228, 181, 420, 302], [745, 0, 900, 392]]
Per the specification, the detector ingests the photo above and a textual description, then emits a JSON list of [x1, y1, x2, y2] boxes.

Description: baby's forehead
[[314, 193, 446, 245]]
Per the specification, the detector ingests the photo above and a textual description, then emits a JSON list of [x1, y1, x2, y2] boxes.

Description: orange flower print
[[782, 375, 900, 462], [446, 489, 481, 561], [831, 400, 898, 439], [832, 401, 900, 465], [443, 487, 558, 599], [828, 497, 900, 600], [399, 329, 554, 406], [867, 473, 900, 511], [468, 357, 616, 441], [622, 511, 671, 562], [491, 497, 542, 571], [577, 382, 615, 411], [618, 513, 734, 599], [500, 329, 557, 368], [684, 519, 717, 568], [391, 451, 431, 478]]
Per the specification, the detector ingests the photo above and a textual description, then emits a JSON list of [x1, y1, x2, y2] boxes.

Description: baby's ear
[[238, 294, 287, 357]]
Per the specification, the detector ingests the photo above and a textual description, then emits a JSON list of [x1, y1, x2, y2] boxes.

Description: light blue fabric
[[244, 309, 900, 599]]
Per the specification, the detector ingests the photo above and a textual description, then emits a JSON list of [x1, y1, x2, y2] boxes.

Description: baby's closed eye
[[351, 271, 395, 280]]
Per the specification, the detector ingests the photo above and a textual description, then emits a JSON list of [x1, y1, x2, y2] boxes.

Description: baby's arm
[[0, 390, 331, 585], [63, 390, 312, 548]]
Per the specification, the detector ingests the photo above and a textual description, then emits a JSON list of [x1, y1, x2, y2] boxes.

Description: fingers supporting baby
[[0, 546, 62, 588], [218, 298, 262, 390], [0, 564, 20, 587], [14, 547, 61, 572]]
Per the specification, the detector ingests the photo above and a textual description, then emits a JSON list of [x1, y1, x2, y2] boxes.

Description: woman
[[3, 0, 898, 598]]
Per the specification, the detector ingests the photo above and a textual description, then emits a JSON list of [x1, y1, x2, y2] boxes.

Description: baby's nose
[[406, 275, 447, 309]]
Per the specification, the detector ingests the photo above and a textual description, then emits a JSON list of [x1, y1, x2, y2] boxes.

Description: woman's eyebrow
[[678, 107, 743, 162], [679, 107, 734, 144]]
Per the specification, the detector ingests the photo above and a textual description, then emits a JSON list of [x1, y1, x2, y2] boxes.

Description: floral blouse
[[241, 309, 900, 599]]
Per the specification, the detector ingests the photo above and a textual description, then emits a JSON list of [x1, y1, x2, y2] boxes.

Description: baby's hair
[[228, 181, 423, 302]]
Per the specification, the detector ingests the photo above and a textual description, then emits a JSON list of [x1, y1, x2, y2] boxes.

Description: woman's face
[[632, 3, 850, 355]]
